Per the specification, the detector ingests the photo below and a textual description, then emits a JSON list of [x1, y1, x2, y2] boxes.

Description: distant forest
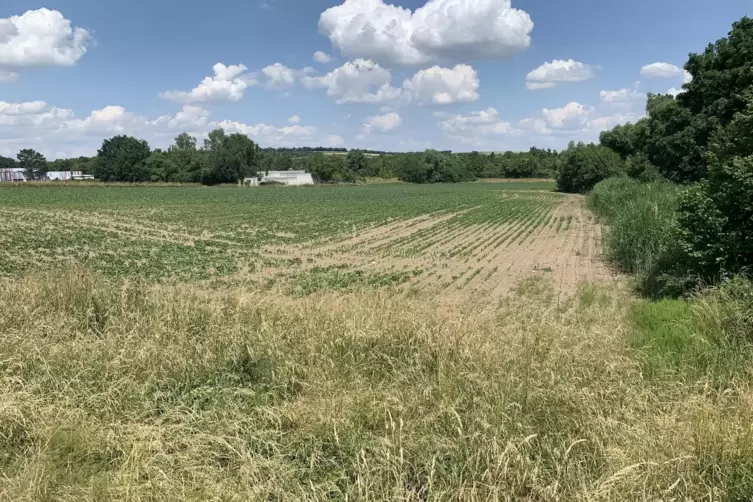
[[2, 136, 559, 185]]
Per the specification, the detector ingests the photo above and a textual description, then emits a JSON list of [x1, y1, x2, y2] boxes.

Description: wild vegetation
[[592, 16, 753, 297]]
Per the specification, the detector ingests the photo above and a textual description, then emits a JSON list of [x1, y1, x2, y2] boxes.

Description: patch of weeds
[[514, 275, 554, 301], [286, 266, 413, 296]]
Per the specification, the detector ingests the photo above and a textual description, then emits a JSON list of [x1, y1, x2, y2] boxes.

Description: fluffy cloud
[[304, 59, 480, 105], [217, 120, 317, 143], [438, 108, 511, 135], [0, 8, 91, 68], [359, 112, 401, 137], [542, 102, 593, 128], [262, 63, 309, 88], [288, 115, 301, 124], [0, 100, 335, 158], [160, 63, 252, 104], [518, 100, 643, 144], [600, 87, 646, 104], [318, 0, 533, 67], [640, 62, 684, 78], [403, 64, 479, 104], [0, 101, 47, 116], [313, 51, 333, 63], [526, 59, 596, 89], [0, 70, 19, 83], [302, 58, 403, 104]]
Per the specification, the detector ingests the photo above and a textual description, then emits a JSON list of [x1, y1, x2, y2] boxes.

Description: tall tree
[[94, 136, 152, 182], [201, 128, 258, 185], [17, 149, 47, 180], [167, 133, 202, 182], [346, 150, 367, 175]]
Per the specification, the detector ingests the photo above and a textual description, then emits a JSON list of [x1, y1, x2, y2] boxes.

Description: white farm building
[[244, 170, 314, 186], [0, 168, 26, 182]]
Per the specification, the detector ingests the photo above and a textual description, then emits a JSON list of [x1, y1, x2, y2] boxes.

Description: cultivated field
[[0, 181, 610, 301], [2, 182, 749, 500]]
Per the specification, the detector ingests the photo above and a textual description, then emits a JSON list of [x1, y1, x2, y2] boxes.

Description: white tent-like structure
[[244, 171, 314, 186]]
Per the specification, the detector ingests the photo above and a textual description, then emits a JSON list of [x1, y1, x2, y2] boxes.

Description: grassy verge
[[1, 268, 753, 500], [587, 177, 695, 296]]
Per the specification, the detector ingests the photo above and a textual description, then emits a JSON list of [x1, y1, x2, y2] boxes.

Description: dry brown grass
[[1, 269, 752, 500]]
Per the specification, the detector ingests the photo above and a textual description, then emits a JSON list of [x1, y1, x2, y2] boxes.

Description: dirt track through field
[[256, 193, 614, 302]]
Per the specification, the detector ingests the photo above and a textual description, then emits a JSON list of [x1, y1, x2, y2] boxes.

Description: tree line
[[562, 16, 753, 295], [4, 136, 562, 185]]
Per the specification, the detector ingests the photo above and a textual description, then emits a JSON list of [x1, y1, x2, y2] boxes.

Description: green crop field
[[0, 180, 606, 299], [2, 181, 751, 500]]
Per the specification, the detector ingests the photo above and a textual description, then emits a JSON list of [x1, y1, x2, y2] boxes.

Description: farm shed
[[46, 171, 95, 181], [245, 170, 314, 186], [0, 168, 26, 182]]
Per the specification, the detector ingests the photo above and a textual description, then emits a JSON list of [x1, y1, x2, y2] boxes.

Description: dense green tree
[[674, 93, 753, 279], [557, 143, 625, 194], [305, 154, 356, 182], [0, 156, 17, 169], [17, 149, 48, 180], [398, 150, 475, 184], [644, 93, 711, 183], [145, 150, 179, 182], [346, 150, 367, 175], [94, 136, 152, 182], [201, 129, 258, 185], [167, 133, 203, 182], [680, 17, 753, 124], [599, 120, 649, 160]]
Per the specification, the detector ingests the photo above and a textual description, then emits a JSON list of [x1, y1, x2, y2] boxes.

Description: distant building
[[46, 171, 95, 181], [0, 168, 26, 182], [244, 170, 314, 186]]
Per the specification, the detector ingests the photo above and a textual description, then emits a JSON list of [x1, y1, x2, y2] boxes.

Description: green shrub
[[556, 143, 625, 193], [677, 156, 753, 281]]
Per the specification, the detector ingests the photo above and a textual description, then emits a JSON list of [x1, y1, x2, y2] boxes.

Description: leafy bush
[[676, 156, 753, 280], [556, 143, 625, 193], [398, 150, 476, 183]]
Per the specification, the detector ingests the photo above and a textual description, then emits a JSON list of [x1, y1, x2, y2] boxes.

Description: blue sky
[[0, 0, 750, 158]]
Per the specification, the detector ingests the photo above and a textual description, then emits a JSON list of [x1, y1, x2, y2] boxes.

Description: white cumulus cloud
[[0, 8, 92, 68], [640, 62, 684, 78], [542, 102, 593, 129], [313, 51, 333, 63], [318, 0, 533, 67], [403, 64, 479, 105], [303, 58, 404, 104], [304, 59, 481, 106], [526, 59, 596, 89], [160, 63, 252, 104], [288, 115, 301, 124], [600, 87, 646, 104], [438, 108, 512, 136], [0, 100, 47, 116], [359, 112, 401, 137]]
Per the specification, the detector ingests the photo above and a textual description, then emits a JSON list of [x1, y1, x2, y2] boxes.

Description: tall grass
[[2, 268, 753, 499], [587, 177, 690, 296]]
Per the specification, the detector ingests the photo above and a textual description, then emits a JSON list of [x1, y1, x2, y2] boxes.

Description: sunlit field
[[1, 182, 751, 500]]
